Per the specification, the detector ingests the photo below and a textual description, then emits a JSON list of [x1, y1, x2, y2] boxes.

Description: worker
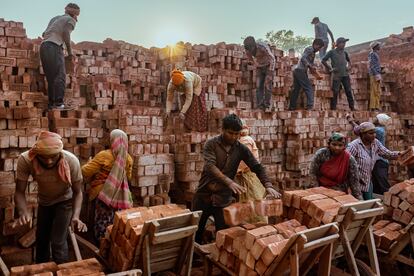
[[347, 122, 400, 200], [311, 17, 334, 59], [193, 114, 280, 243], [346, 113, 392, 194], [40, 3, 80, 110], [82, 129, 133, 243], [322, 37, 355, 111], [288, 39, 325, 111], [15, 131, 86, 264], [165, 69, 207, 132], [368, 41, 383, 111], [243, 36, 276, 111], [310, 133, 362, 199], [235, 121, 267, 223]]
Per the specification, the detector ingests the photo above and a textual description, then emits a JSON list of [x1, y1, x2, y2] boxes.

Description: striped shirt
[[368, 51, 381, 76], [347, 138, 399, 192]]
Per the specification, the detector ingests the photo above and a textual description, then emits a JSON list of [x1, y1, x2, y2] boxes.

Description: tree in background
[[265, 30, 313, 54]]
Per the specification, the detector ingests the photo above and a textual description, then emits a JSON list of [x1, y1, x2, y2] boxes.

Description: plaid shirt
[[347, 138, 399, 192]]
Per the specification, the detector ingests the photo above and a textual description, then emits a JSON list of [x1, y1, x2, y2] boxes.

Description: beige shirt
[[16, 150, 82, 206], [238, 135, 259, 173], [42, 14, 76, 55], [166, 71, 202, 114]]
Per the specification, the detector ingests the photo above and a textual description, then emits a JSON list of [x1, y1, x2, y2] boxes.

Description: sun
[[153, 27, 190, 48]]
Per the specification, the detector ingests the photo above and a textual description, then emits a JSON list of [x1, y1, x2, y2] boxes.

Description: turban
[[171, 69, 185, 86], [28, 131, 71, 184], [328, 132, 346, 144], [376, 113, 391, 126], [355, 122, 376, 135]]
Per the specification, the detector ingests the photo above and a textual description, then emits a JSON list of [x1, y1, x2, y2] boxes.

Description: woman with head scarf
[[15, 131, 86, 264], [235, 121, 268, 223], [346, 113, 392, 194], [347, 122, 401, 200], [82, 129, 133, 243], [165, 69, 207, 132], [310, 132, 362, 199]]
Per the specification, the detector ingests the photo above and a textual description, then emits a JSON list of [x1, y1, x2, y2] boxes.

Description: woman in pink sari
[[310, 132, 362, 199]]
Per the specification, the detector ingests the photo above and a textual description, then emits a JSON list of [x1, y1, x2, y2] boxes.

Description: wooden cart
[[196, 222, 339, 276], [331, 199, 384, 276]]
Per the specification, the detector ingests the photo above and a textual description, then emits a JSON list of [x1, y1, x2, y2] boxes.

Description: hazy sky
[[3, 0, 413, 48]]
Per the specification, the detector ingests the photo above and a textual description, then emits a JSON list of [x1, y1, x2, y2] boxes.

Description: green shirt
[[322, 49, 350, 79]]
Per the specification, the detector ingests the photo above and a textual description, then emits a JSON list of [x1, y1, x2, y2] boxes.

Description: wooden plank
[[351, 217, 376, 254], [150, 246, 181, 262], [339, 225, 359, 276], [0, 256, 10, 276], [347, 219, 365, 230], [351, 208, 383, 221], [365, 227, 380, 275], [152, 225, 197, 244], [264, 234, 300, 276], [338, 199, 381, 215], [296, 223, 338, 245], [106, 269, 142, 276], [318, 243, 333, 276], [150, 258, 178, 273], [290, 244, 299, 276], [302, 234, 339, 253], [395, 254, 414, 267], [389, 231, 410, 259]]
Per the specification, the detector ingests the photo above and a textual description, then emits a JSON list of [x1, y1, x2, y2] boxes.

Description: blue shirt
[[368, 51, 381, 76], [375, 126, 388, 163]]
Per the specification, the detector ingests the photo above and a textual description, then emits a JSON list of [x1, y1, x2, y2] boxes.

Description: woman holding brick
[[310, 132, 362, 199], [165, 69, 208, 132], [82, 129, 133, 243], [235, 121, 267, 223]]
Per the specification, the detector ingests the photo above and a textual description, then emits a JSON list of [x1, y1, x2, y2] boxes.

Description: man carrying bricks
[[311, 17, 334, 59], [322, 37, 355, 111], [40, 3, 80, 110], [193, 114, 280, 243], [243, 36, 276, 111], [15, 131, 87, 264], [288, 39, 325, 111]]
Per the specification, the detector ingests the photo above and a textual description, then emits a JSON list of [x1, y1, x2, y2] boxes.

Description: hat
[[357, 122, 376, 134], [336, 37, 349, 44], [311, 17, 319, 24], [171, 69, 185, 86], [376, 113, 391, 125], [370, 41, 382, 49]]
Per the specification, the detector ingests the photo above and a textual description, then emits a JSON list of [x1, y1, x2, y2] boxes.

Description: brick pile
[[282, 187, 359, 228], [99, 204, 188, 272], [206, 219, 307, 276], [10, 258, 103, 276]]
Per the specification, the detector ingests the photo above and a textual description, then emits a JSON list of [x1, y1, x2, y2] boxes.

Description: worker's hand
[[331, 42, 336, 49], [309, 66, 317, 74], [374, 74, 382, 82], [265, 187, 281, 199], [178, 112, 185, 120], [16, 212, 32, 227], [228, 181, 247, 195], [71, 217, 87, 232]]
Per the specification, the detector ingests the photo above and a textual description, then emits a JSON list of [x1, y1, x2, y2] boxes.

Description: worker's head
[[328, 132, 346, 155], [29, 131, 64, 169], [171, 69, 185, 86], [358, 122, 376, 143], [311, 17, 320, 24], [110, 129, 128, 155], [65, 3, 80, 21], [370, 41, 382, 52], [222, 114, 243, 145], [243, 36, 257, 55], [374, 113, 391, 127], [335, 37, 349, 50], [240, 120, 249, 137], [312, 39, 325, 52]]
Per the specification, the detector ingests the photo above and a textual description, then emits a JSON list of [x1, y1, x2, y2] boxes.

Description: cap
[[370, 41, 382, 49], [311, 17, 319, 24], [336, 37, 349, 44]]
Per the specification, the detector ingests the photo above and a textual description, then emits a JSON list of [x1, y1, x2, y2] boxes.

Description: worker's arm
[[165, 81, 175, 114], [81, 151, 106, 180], [62, 20, 75, 56], [321, 51, 332, 72], [327, 27, 334, 44], [300, 47, 315, 70], [242, 144, 281, 198], [377, 140, 400, 160], [126, 154, 133, 181], [181, 80, 194, 114], [203, 140, 245, 194], [348, 156, 363, 200], [15, 180, 31, 226], [262, 44, 276, 71], [71, 179, 87, 232], [346, 52, 352, 70]]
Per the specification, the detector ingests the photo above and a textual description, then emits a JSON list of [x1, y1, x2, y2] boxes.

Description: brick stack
[[382, 179, 414, 226], [10, 258, 103, 276], [282, 187, 359, 228], [99, 204, 188, 272], [207, 219, 307, 276]]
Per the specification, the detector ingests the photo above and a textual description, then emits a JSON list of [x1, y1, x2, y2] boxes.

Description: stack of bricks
[[10, 258, 104, 276], [282, 187, 359, 228], [206, 219, 307, 276], [372, 220, 405, 251], [382, 179, 414, 226], [99, 204, 188, 272]]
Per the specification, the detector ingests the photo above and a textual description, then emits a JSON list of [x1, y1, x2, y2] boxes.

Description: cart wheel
[[355, 258, 376, 276]]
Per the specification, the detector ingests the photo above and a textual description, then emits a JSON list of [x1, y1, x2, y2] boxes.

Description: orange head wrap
[[28, 131, 71, 184], [171, 69, 185, 86]]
